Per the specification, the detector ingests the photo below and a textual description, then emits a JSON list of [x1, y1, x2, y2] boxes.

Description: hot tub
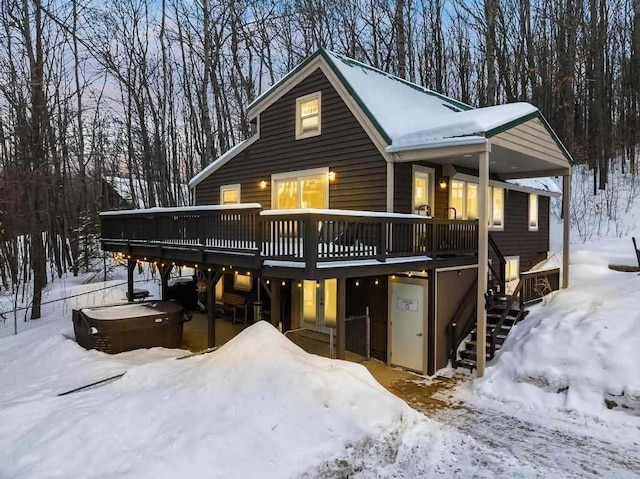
[[72, 301, 190, 354]]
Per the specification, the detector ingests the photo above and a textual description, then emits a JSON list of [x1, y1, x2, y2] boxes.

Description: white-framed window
[[412, 166, 435, 215], [489, 186, 504, 230], [295, 91, 321, 139], [529, 194, 539, 231], [504, 256, 520, 282], [448, 179, 502, 228], [220, 184, 241, 205], [272, 167, 329, 209], [234, 273, 252, 292]]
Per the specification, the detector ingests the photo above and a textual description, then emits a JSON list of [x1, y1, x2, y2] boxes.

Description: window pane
[[303, 280, 317, 324], [276, 179, 298, 209], [466, 183, 478, 220], [234, 274, 252, 292], [323, 279, 337, 328], [414, 175, 428, 211], [492, 188, 504, 227], [222, 189, 239, 204], [300, 98, 318, 117], [300, 177, 326, 208], [450, 180, 464, 219], [529, 194, 538, 229], [301, 115, 319, 133]]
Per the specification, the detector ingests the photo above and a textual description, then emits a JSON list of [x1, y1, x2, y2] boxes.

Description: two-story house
[[100, 49, 571, 377]]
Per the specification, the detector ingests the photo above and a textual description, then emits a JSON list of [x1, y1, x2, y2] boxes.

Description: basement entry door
[[389, 277, 426, 373]]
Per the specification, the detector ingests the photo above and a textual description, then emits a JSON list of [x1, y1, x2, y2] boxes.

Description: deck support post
[[337, 277, 346, 360], [159, 264, 174, 300], [271, 280, 281, 328], [127, 259, 136, 302], [562, 173, 571, 289], [202, 270, 223, 349], [476, 146, 490, 377]]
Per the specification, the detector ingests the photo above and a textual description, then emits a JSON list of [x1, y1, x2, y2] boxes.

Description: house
[[100, 49, 571, 377]]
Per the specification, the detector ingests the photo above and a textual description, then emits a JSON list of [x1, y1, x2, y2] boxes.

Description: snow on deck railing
[[100, 206, 478, 266], [99, 203, 262, 217]]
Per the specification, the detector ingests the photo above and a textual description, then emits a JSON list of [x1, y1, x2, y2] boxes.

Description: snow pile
[[474, 240, 640, 422], [0, 321, 434, 477]]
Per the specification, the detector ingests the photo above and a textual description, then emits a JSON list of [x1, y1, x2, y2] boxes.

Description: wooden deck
[[100, 206, 479, 278]]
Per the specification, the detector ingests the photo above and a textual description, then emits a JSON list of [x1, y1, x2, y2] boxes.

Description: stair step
[[455, 358, 477, 371], [466, 338, 506, 349], [459, 349, 492, 361]]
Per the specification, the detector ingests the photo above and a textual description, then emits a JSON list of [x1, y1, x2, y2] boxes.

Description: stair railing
[[447, 277, 479, 365], [488, 235, 506, 295], [489, 278, 524, 359]]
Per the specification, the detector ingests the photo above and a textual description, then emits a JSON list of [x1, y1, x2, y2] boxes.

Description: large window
[[295, 92, 321, 139], [234, 273, 252, 292], [220, 184, 240, 205], [529, 194, 539, 231], [272, 168, 328, 209], [449, 179, 503, 229]]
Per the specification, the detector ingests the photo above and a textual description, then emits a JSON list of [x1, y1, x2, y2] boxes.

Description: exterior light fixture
[[439, 177, 448, 189], [222, 267, 226, 272], [194, 264, 198, 268], [208, 268, 212, 272], [328, 171, 337, 182], [297, 282, 302, 288], [282, 281, 286, 286], [259, 180, 268, 189], [247, 271, 251, 276], [374, 279, 379, 285], [355, 280, 359, 287], [266, 280, 270, 285]]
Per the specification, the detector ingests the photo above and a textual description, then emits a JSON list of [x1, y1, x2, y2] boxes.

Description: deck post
[[337, 277, 346, 360], [159, 264, 174, 300], [203, 270, 223, 349], [271, 280, 281, 328], [476, 146, 490, 377], [127, 259, 136, 302], [562, 173, 571, 289]]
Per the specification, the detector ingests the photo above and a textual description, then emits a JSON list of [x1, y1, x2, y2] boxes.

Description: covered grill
[[73, 301, 190, 354]]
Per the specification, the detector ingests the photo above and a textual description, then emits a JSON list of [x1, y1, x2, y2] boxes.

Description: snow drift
[[474, 241, 640, 422], [0, 322, 410, 478]]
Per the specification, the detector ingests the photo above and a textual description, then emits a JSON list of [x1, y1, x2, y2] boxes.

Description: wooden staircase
[[455, 296, 529, 371]]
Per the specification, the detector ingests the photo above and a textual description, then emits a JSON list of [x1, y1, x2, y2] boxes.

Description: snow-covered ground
[[0, 297, 537, 478]]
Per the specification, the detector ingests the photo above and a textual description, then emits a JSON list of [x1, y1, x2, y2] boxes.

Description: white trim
[[435, 264, 479, 273], [412, 165, 435, 215], [220, 184, 241, 205], [295, 91, 322, 140], [528, 193, 539, 231], [387, 135, 488, 153], [386, 162, 394, 212], [188, 135, 259, 189], [271, 167, 330, 210]]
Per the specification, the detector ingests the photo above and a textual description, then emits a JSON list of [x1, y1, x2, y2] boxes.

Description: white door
[[390, 278, 426, 372]]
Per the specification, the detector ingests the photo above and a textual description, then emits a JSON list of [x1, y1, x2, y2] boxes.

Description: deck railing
[[100, 206, 478, 267]]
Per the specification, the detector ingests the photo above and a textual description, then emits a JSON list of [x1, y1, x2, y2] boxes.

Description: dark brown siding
[[393, 162, 447, 217], [195, 68, 388, 211], [434, 267, 478, 371], [489, 192, 550, 272], [346, 276, 388, 361]]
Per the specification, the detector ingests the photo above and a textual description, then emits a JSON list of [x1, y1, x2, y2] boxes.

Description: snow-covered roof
[[189, 138, 257, 189], [507, 177, 562, 195]]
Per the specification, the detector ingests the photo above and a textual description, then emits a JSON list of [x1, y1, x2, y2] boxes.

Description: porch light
[[195, 264, 198, 268], [235, 270, 238, 275], [439, 177, 448, 189], [259, 180, 268, 189], [297, 282, 302, 288], [246, 271, 251, 276], [374, 278, 379, 285], [355, 280, 359, 287], [328, 171, 337, 182], [266, 279, 270, 285], [222, 267, 226, 272], [208, 268, 212, 272], [282, 281, 286, 286], [143, 257, 147, 261], [316, 281, 320, 288]]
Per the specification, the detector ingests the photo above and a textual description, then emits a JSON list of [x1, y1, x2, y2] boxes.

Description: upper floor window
[[296, 92, 321, 139], [220, 184, 240, 205], [449, 179, 503, 229], [529, 194, 539, 231]]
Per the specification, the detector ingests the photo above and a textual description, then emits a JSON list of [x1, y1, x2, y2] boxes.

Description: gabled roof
[[246, 48, 571, 163]]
